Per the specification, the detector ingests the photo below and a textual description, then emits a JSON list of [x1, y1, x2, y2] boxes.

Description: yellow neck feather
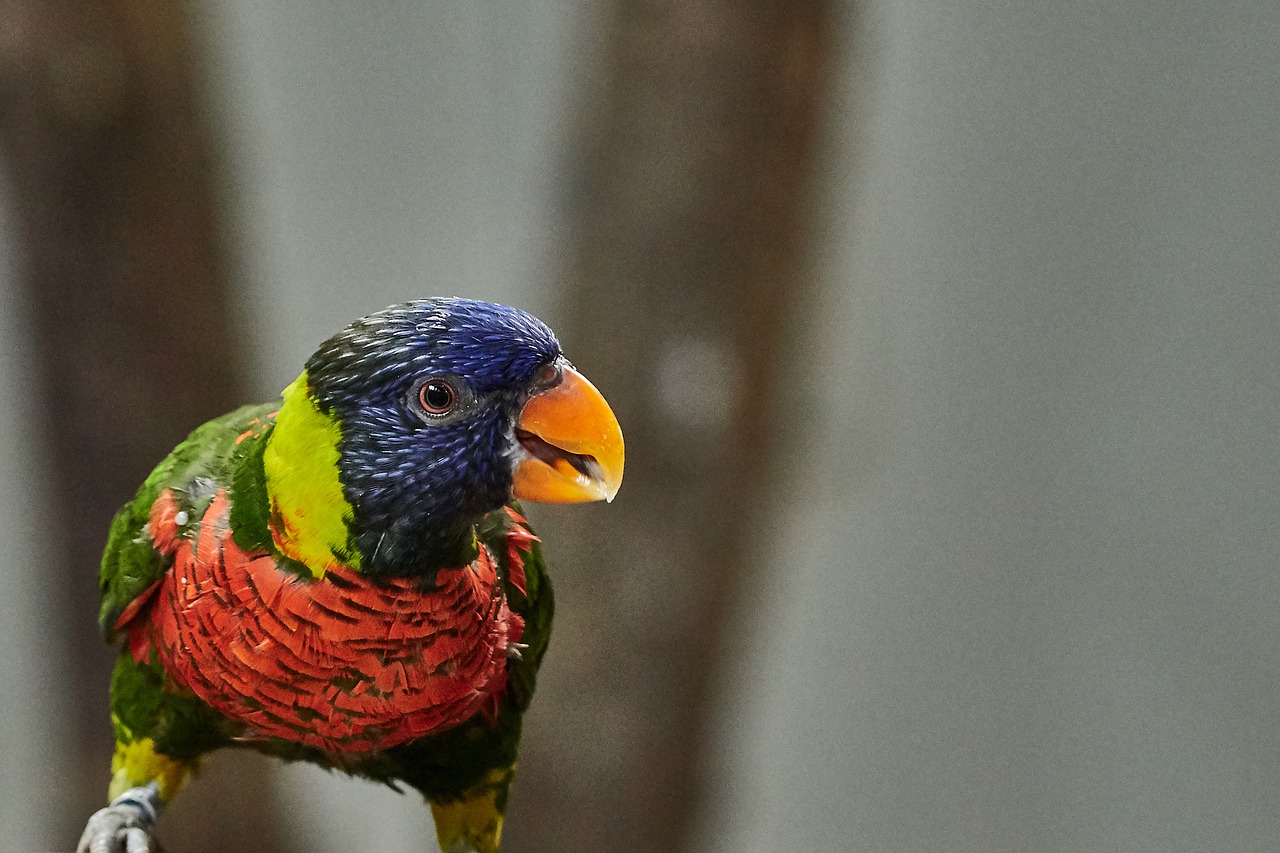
[[263, 373, 360, 577]]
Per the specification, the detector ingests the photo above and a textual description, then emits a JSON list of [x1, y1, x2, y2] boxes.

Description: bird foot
[[506, 641, 529, 660], [77, 783, 162, 853]]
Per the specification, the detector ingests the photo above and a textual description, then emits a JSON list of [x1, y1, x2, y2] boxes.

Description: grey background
[[3, 2, 1279, 851]]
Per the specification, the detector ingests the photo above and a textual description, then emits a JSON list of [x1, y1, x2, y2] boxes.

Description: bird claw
[[506, 641, 529, 660], [77, 784, 161, 853]]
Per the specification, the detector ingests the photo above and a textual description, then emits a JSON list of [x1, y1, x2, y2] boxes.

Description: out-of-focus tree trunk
[[0, 2, 287, 851], [508, 2, 833, 851]]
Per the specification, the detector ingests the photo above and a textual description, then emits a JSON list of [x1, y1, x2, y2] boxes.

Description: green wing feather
[[98, 403, 278, 639], [484, 503, 554, 712]]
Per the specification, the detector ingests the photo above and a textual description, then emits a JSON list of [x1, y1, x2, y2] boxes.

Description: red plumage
[[122, 489, 527, 753]]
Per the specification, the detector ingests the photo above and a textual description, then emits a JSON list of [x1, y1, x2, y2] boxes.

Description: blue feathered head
[[301, 298, 622, 574]]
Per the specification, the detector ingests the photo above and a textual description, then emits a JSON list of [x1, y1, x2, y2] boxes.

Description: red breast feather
[[124, 488, 523, 753]]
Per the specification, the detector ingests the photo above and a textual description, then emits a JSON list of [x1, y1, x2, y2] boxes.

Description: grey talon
[[77, 783, 162, 853]]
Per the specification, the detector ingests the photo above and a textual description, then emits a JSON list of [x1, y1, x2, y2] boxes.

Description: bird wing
[[98, 403, 279, 641]]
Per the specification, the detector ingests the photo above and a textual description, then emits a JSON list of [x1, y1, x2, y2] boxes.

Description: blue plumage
[[305, 299, 565, 575]]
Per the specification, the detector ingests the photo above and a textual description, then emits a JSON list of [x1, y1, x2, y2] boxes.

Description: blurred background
[[2, 1, 1279, 852]]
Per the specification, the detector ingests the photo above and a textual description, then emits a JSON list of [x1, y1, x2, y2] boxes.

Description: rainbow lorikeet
[[76, 299, 624, 853]]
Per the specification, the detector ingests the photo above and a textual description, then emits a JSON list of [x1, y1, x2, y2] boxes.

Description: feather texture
[[87, 300, 602, 853], [120, 488, 530, 753]]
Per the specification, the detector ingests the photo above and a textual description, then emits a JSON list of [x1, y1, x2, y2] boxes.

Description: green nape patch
[[228, 417, 274, 553], [228, 420, 313, 580]]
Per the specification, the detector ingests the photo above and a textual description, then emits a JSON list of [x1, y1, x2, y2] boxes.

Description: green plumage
[[100, 404, 276, 636]]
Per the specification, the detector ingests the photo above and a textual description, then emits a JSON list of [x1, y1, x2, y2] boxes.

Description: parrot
[[75, 298, 624, 853]]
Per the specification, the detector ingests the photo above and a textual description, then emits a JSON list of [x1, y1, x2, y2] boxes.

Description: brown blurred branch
[[508, 2, 833, 851], [0, 2, 286, 851]]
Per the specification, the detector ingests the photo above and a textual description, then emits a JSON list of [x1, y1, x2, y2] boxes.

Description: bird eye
[[418, 380, 457, 415], [533, 362, 564, 390]]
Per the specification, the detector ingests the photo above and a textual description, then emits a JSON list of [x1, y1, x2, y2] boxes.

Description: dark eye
[[418, 380, 457, 415]]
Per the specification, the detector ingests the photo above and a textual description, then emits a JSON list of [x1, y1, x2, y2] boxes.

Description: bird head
[[262, 298, 623, 576]]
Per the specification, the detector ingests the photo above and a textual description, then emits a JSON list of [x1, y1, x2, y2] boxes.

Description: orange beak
[[512, 365, 624, 503]]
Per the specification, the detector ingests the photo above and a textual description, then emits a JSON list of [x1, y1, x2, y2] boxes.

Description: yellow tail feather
[[429, 767, 513, 853]]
